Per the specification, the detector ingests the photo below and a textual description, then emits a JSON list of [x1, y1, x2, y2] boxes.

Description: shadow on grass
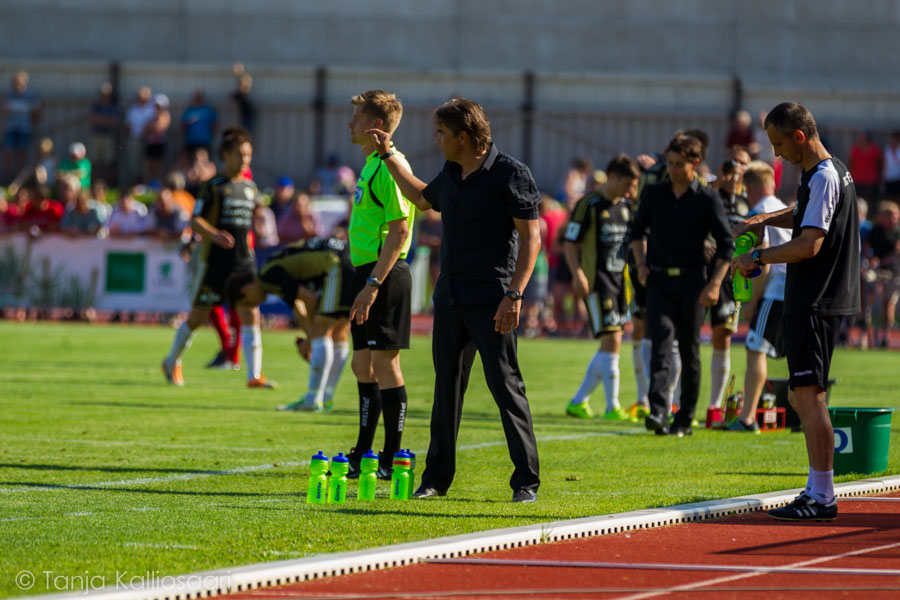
[[0, 463, 229, 475], [721, 472, 807, 477]]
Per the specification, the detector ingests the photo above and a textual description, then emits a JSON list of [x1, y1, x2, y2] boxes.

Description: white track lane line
[[614, 540, 900, 600], [0, 431, 619, 494]]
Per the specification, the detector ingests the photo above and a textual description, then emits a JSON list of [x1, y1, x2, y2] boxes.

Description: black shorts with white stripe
[[746, 298, 785, 358]]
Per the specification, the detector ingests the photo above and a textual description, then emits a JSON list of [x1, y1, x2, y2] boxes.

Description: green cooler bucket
[[828, 407, 894, 476]]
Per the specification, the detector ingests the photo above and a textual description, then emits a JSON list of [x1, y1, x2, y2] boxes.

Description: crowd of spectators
[[2, 68, 899, 344]]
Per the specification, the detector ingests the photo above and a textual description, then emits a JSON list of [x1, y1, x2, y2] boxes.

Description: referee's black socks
[[350, 382, 382, 461], [380, 386, 407, 462]]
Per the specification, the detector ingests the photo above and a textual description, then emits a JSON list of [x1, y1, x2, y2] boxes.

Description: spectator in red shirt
[[20, 187, 63, 233], [849, 130, 884, 204], [726, 110, 754, 149]]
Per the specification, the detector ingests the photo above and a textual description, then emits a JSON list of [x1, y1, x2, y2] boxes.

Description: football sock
[[709, 348, 730, 409], [632, 342, 649, 407], [227, 307, 242, 363], [810, 468, 835, 503], [640, 339, 652, 386], [241, 325, 262, 381], [166, 322, 195, 365], [571, 350, 605, 405], [350, 382, 382, 461], [602, 352, 620, 411], [306, 337, 334, 405], [665, 342, 682, 412], [380, 386, 408, 461], [324, 341, 350, 403], [804, 467, 813, 495], [209, 305, 230, 353]]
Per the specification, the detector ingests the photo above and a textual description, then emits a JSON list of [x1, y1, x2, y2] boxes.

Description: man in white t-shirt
[[124, 86, 155, 184], [727, 161, 790, 432]]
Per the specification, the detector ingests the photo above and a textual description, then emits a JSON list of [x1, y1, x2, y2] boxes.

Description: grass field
[[1, 321, 897, 598]]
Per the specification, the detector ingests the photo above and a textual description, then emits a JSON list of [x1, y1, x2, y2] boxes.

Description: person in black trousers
[[366, 97, 543, 503], [630, 134, 734, 437]]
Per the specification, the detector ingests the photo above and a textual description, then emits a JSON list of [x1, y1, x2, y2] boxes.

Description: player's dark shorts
[[191, 256, 254, 309], [316, 255, 355, 318], [746, 298, 785, 358], [351, 260, 411, 351], [784, 314, 842, 390], [710, 276, 739, 331], [585, 270, 628, 338]]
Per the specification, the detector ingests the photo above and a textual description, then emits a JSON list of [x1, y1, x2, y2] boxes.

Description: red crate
[[756, 407, 786, 431], [706, 407, 725, 429]]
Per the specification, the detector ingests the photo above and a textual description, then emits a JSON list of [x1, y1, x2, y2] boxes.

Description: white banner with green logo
[[0, 233, 193, 311]]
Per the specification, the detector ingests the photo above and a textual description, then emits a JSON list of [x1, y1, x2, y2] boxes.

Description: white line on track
[[614, 540, 900, 600], [0, 431, 617, 494]]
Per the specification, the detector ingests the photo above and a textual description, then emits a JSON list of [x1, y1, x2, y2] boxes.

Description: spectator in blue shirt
[[3, 71, 41, 183], [181, 90, 217, 155]]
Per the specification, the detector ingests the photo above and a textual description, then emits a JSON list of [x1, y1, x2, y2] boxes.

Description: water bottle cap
[[331, 452, 349, 463], [362, 450, 378, 460], [394, 450, 410, 459], [311, 451, 328, 461]]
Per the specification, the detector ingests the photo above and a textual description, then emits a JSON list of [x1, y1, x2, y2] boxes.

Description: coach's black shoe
[[645, 413, 668, 435], [512, 488, 537, 503], [412, 484, 447, 499], [768, 493, 837, 522], [346, 452, 361, 479], [669, 425, 693, 438]]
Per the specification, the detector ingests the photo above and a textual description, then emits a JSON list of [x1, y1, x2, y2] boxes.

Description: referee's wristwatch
[[505, 290, 523, 301], [366, 275, 382, 289], [751, 249, 763, 266]]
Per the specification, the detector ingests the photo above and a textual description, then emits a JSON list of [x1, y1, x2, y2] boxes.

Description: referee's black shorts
[[350, 260, 411, 351], [784, 314, 842, 390]]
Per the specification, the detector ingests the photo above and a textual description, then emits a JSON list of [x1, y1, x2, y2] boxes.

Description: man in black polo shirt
[[367, 97, 542, 503], [631, 134, 734, 437], [734, 103, 860, 522]]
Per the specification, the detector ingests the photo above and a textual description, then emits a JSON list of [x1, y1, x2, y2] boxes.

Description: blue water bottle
[[357, 450, 379, 501], [327, 452, 349, 504], [306, 451, 329, 505]]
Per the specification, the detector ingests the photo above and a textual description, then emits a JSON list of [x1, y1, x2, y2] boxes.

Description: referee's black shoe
[[669, 425, 693, 438], [645, 413, 669, 435], [412, 484, 447, 499]]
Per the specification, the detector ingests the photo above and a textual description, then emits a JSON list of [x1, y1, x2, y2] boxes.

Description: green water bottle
[[405, 449, 416, 499], [306, 450, 329, 505], [389, 450, 412, 500], [327, 452, 349, 504], [733, 231, 760, 303], [357, 450, 379, 501]]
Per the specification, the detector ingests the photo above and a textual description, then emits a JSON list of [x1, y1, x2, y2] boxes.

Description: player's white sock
[[810, 468, 835, 503], [166, 322, 195, 366], [571, 350, 604, 405], [602, 352, 620, 412], [632, 342, 649, 407], [241, 325, 262, 380], [324, 341, 350, 403], [665, 342, 682, 412], [306, 336, 334, 406], [709, 348, 730, 409], [804, 467, 813, 496], [640, 339, 652, 386]]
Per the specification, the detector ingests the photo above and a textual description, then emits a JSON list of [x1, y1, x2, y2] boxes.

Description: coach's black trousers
[[646, 270, 706, 429], [420, 302, 540, 494]]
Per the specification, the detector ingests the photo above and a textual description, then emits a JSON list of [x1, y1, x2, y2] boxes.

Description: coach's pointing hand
[[366, 128, 392, 155]]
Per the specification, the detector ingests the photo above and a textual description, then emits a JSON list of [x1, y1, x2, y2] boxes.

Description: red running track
[[230, 493, 900, 599]]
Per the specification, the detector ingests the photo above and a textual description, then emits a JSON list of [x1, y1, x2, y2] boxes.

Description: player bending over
[[226, 237, 353, 412]]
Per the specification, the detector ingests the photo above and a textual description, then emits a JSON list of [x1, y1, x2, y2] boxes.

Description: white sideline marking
[[617, 540, 900, 600], [0, 432, 613, 494], [122, 543, 199, 551]]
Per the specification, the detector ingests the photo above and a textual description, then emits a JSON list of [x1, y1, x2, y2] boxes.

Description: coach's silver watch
[[366, 275, 382, 289], [505, 290, 523, 301]]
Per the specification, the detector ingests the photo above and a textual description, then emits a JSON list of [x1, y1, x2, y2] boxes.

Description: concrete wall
[[3, 0, 900, 85]]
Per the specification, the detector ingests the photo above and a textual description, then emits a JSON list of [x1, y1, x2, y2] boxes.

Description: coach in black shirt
[[631, 134, 734, 437], [368, 98, 542, 503]]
